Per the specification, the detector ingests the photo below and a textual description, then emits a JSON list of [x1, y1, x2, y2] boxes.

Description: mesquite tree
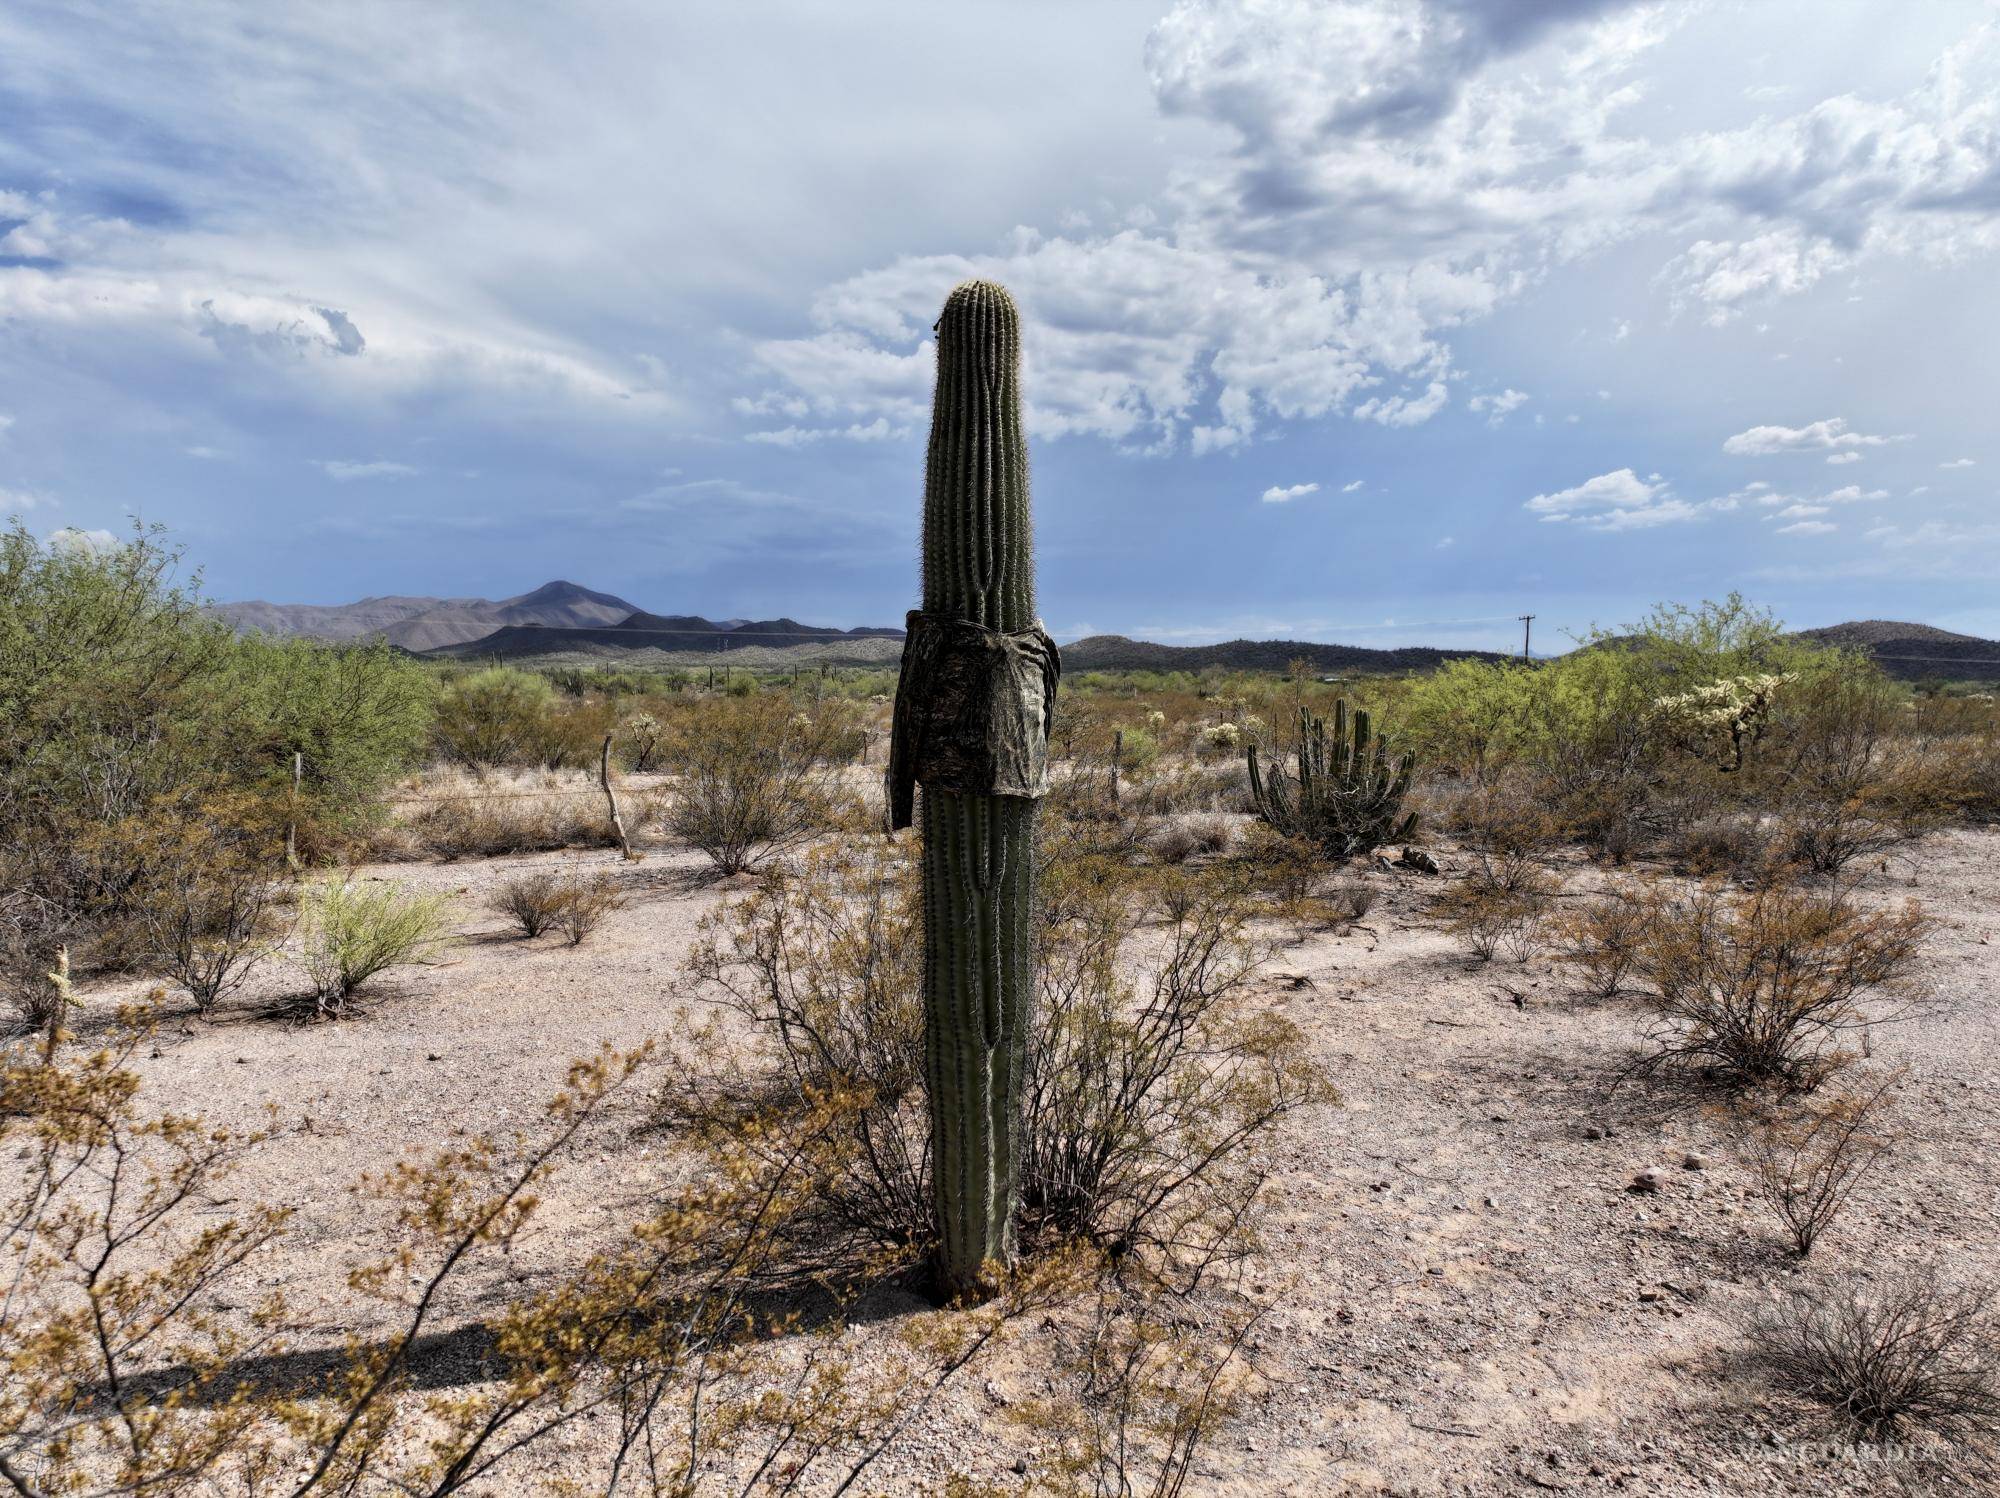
[[888, 280, 1058, 1299]]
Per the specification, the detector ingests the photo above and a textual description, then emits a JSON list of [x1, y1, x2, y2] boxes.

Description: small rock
[[1628, 1167, 1666, 1194], [1683, 1153, 1707, 1171], [1484, 1195, 1501, 1209], [1637, 1287, 1663, 1303], [1011, 1457, 1028, 1475]]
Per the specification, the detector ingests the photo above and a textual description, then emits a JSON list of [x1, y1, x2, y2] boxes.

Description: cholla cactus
[[1653, 672, 1792, 772], [623, 711, 663, 773], [1197, 721, 1242, 753], [1145, 710, 1166, 730]]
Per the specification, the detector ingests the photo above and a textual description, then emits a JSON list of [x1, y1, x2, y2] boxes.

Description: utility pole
[[1518, 614, 1535, 661]]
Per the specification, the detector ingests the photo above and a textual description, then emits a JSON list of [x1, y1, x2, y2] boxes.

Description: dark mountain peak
[[616, 611, 722, 636], [503, 579, 640, 613]]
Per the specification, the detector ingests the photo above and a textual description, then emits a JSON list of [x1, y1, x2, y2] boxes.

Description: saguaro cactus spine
[[917, 280, 1038, 1298]]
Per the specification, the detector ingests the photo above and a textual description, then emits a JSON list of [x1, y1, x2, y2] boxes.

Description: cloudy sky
[[3, 1, 1998, 651]]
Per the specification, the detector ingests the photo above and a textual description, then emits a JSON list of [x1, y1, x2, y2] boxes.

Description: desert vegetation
[[5, 495, 2000, 1493]]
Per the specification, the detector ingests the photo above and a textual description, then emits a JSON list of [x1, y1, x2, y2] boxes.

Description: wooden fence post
[[285, 750, 303, 866], [600, 733, 636, 861]]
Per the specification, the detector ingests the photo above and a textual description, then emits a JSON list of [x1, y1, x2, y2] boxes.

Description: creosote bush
[[1550, 885, 1651, 999], [1747, 1267, 2000, 1453], [1746, 1078, 1895, 1257], [552, 872, 623, 946], [1625, 878, 1928, 1092], [490, 870, 568, 937], [297, 878, 453, 1016], [127, 792, 292, 1016], [1435, 863, 1561, 963], [1666, 814, 1772, 879], [675, 840, 1324, 1292], [663, 692, 857, 876], [1236, 822, 1326, 907]]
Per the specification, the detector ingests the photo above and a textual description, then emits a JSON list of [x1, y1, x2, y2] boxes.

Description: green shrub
[[435, 667, 559, 768], [663, 694, 853, 876], [229, 635, 434, 850], [0, 523, 239, 971], [297, 878, 453, 1016], [0, 523, 443, 992]]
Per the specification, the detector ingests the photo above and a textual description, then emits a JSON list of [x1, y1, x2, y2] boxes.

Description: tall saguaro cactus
[[888, 279, 1054, 1300]]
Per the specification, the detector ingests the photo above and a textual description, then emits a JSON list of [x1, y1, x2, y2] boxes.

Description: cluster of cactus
[[1246, 700, 1417, 858], [914, 280, 1038, 1300]]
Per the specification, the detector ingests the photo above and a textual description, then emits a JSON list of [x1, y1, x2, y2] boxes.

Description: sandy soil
[[53, 816, 2000, 1496]]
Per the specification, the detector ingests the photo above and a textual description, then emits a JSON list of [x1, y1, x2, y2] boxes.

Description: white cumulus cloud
[[1261, 481, 1320, 503], [1524, 468, 1719, 531], [1721, 418, 1907, 456]]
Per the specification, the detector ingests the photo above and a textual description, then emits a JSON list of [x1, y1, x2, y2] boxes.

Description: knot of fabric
[[886, 610, 1061, 831]]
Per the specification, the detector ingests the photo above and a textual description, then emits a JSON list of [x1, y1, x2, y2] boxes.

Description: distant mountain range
[[212, 582, 2000, 682], [427, 609, 907, 661], [214, 580, 641, 653]]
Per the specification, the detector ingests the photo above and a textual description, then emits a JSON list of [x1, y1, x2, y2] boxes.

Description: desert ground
[[61, 799, 2000, 1497]]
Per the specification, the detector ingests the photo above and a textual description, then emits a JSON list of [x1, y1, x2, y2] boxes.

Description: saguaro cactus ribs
[[887, 280, 1058, 1299]]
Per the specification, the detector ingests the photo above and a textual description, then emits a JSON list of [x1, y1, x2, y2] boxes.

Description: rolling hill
[[213, 580, 641, 652], [1793, 620, 2000, 682], [1060, 635, 1509, 674]]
